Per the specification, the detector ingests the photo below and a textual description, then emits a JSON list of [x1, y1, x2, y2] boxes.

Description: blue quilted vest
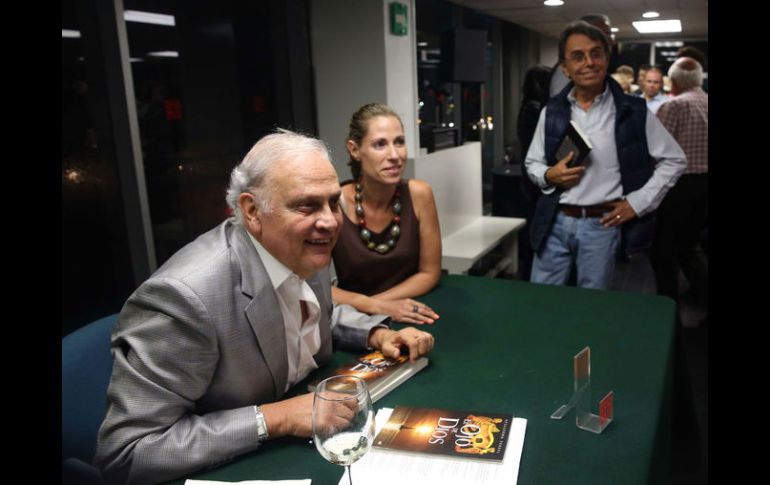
[[530, 76, 656, 256]]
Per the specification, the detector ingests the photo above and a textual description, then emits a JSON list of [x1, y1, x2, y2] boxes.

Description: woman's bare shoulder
[[406, 178, 434, 199]]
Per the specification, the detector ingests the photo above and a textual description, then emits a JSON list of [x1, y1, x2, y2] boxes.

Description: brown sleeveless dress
[[332, 180, 420, 295]]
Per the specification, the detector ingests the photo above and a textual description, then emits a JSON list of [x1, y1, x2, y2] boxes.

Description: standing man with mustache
[[524, 21, 686, 289]]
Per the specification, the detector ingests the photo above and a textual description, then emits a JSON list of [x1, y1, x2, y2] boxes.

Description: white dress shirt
[[249, 234, 321, 391], [525, 83, 686, 217]]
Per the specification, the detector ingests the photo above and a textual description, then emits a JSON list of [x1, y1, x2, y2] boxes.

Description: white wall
[[413, 142, 482, 237], [383, 0, 419, 160], [311, 0, 419, 181], [540, 36, 559, 67], [310, 0, 386, 179]]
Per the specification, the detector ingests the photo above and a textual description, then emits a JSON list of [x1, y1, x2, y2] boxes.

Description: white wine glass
[[312, 375, 375, 485]]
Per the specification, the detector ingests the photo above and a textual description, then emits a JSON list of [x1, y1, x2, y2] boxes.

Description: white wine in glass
[[312, 375, 375, 485]]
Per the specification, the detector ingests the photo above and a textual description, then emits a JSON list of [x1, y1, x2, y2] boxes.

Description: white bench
[[413, 142, 526, 276]]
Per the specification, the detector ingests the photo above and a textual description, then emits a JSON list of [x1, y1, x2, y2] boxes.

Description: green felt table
[[168, 274, 675, 485]]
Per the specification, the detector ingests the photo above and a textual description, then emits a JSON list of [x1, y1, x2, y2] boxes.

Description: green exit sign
[[390, 2, 407, 36]]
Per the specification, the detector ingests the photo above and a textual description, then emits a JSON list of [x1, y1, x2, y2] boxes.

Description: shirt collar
[[247, 231, 294, 291], [680, 86, 705, 96], [567, 82, 611, 106]]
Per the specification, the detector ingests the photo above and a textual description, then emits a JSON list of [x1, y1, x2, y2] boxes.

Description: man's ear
[[239, 192, 262, 236], [346, 139, 360, 161], [561, 62, 570, 79]]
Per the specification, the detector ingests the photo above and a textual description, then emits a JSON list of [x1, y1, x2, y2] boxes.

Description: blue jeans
[[530, 212, 620, 289]]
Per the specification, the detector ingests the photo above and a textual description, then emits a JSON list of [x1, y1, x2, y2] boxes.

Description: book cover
[[307, 351, 429, 403], [372, 405, 513, 462], [555, 120, 593, 168]]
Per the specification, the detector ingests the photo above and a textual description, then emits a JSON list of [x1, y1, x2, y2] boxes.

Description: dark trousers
[[650, 174, 708, 306], [651, 174, 707, 473], [518, 176, 541, 281]]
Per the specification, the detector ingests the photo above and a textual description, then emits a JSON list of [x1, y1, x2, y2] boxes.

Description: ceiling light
[[632, 20, 682, 34], [642, 11, 660, 18], [65, 169, 82, 183], [147, 51, 180, 58], [655, 41, 684, 47], [124, 10, 175, 26], [611, 28, 619, 33], [62, 29, 81, 38], [543, 0, 564, 6], [417, 42, 428, 47]]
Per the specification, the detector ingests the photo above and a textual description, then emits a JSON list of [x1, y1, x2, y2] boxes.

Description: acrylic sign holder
[[550, 346, 613, 434]]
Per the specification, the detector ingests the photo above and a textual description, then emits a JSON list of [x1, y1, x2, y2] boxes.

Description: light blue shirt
[[642, 92, 670, 114], [524, 83, 686, 217]]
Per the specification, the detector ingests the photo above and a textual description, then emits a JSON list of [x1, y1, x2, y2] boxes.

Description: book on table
[[336, 407, 527, 485], [556, 119, 593, 167], [307, 350, 429, 403], [372, 405, 513, 462]]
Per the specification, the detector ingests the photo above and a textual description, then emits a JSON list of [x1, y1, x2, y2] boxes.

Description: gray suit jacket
[[94, 219, 387, 484]]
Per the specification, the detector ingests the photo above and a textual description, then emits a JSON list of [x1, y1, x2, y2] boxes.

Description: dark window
[[62, 0, 135, 335]]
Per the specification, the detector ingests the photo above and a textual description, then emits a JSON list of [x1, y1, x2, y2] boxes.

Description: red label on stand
[[599, 391, 614, 425]]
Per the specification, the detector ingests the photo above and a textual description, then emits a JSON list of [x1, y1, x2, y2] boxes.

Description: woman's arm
[[331, 285, 387, 316]]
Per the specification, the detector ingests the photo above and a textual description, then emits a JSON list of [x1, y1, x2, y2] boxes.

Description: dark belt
[[559, 203, 615, 218]]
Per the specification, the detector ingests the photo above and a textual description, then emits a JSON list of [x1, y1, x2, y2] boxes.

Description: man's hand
[[311, 391, 358, 436], [260, 392, 359, 439], [545, 151, 586, 189], [260, 393, 315, 438], [376, 298, 439, 325], [368, 327, 435, 363], [600, 199, 638, 228], [261, 327, 435, 438]]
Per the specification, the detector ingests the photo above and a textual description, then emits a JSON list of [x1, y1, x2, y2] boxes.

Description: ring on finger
[[412, 304, 419, 313]]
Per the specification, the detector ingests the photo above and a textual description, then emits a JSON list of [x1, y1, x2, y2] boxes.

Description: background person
[[651, 57, 709, 324], [613, 64, 636, 93], [639, 66, 670, 114], [633, 64, 652, 95], [516, 65, 553, 280]]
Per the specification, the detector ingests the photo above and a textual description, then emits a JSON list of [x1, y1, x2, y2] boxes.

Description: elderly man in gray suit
[[94, 129, 435, 484]]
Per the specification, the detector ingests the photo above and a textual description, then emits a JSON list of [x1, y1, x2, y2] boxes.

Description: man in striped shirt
[[651, 57, 708, 320]]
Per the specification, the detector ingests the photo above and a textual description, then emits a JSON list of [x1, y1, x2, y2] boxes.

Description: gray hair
[[668, 57, 703, 91], [225, 128, 331, 224]]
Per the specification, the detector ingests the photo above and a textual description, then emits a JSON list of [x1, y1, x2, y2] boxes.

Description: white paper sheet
[[185, 480, 310, 485], [337, 407, 527, 485]]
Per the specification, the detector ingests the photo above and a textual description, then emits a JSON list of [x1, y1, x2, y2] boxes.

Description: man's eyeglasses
[[566, 48, 607, 65]]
